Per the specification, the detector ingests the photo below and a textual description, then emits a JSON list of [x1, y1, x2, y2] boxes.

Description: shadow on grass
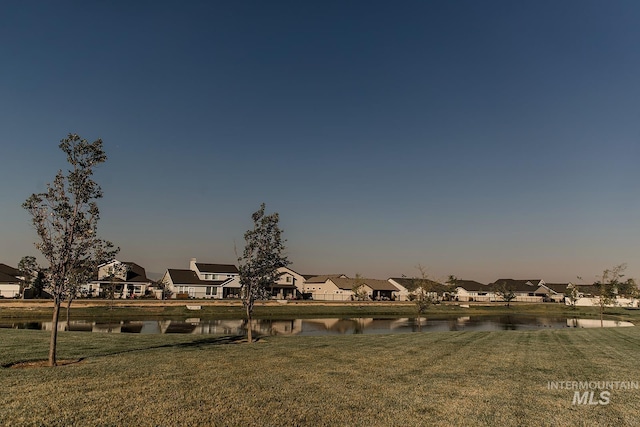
[[2, 335, 247, 369]]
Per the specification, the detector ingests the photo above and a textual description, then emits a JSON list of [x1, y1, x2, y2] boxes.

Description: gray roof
[[0, 271, 19, 283], [168, 269, 228, 286], [122, 262, 151, 283], [544, 283, 572, 293], [489, 279, 542, 292], [389, 277, 450, 294], [453, 280, 488, 291], [305, 274, 348, 283], [168, 269, 204, 285], [195, 263, 239, 274], [0, 263, 20, 278], [330, 277, 399, 292]]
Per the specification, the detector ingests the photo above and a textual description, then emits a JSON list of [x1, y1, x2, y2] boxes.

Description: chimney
[[190, 258, 197, 271]]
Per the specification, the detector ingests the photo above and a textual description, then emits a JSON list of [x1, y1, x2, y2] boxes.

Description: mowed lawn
[[1, 327, 639, 427]]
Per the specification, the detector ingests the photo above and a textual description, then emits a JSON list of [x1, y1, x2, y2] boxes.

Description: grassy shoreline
[[1, 300, 639, 323]]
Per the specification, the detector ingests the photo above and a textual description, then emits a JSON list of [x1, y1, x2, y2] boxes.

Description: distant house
[[387, 278, 412, 301], [489, 279, 546, 303], [540, 283, 574, 302], [388, 277, 451, 301], [163, 258, 241, 299], [86, 260, 153, 298], [556, 283, 639, 308], [453, 280, 492, 302], [303, 274, 350, 301], [0, 263, 22, 298], [356, 278, 399, 300], [271, 267, 309, 299], [304, 275, 399, 301]]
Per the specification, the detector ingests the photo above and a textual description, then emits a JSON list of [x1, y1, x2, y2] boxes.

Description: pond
[[1, 316, 634, 335]]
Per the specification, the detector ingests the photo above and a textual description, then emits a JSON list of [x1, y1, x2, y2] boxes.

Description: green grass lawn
[[2, 326, 639, 426]]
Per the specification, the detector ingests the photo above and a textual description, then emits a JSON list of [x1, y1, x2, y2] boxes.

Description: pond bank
[[2, 300, 640, 323]]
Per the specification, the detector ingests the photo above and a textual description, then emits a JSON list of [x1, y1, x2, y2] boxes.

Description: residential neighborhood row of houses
[[1, 258, 638, 307]]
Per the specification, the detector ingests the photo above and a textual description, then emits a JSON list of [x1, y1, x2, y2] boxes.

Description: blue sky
[[1, 1, 639, 283]]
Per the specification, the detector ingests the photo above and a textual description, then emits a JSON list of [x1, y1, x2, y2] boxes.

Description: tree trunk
[[246, 303, 253, 343], [66, 297, 72, 329], [49, 301, 61, 366]]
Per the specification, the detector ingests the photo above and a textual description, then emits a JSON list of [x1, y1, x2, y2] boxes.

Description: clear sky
[[1, 1, 639, 283]]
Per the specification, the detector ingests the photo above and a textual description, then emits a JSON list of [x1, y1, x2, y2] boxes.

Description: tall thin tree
[[238, 203, 290, 343], [23, 134, 117, 366]]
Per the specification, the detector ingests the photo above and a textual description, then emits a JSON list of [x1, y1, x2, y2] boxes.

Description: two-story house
[[163, 258, 241, 299]]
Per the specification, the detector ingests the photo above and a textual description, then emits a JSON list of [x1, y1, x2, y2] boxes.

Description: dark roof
[[389, 277, 449, 293], [122, 262, 150, 283], [305, 274, 348, 283], [168, 269, 203, 285], [489, 279, 542, 292], [544, 283, 572, 293], [574, 284, 600, 296], [0, 263, 20, 278], [329, 278, 399, 292], [362, 279, 399, 292], [0, 271, 19, 283], [453, 280, 488, 291], [94, 261, 151, 283], [195, 263, 238, 274], [389, 277, 415, 289], [167, 269, 229, 286]]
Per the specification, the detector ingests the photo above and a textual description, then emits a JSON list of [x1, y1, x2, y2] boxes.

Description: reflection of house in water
[[253, 319, 301, 335], [298, 318, 376, 334], [567, 318, 635, 328], [66, 320, 94, 332], [159, 319, 246, 335], [92, 322, 124, 333]]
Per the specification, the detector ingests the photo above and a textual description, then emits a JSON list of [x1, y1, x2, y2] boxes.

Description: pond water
[[1, 316, 634, 335]]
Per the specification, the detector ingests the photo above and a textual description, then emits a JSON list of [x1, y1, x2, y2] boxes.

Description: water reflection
[[0, 316, 634, 335]]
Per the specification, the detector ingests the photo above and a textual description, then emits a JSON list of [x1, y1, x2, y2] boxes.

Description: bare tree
[[595, 264, 627, 327], [238, 203, 290, 343], [413, 264, 437, 330], [564, 283, 580, 309], [351, 273, 368, 301], [494, 281, 516, 307], [23, 134, 117, 366]]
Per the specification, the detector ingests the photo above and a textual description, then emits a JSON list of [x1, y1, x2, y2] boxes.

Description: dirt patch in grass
[[5, 358, 84, 369]]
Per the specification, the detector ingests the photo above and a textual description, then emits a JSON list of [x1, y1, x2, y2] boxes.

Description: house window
[[206, 287, 212, 296], [286, 276, 292, 283], [205, 274, 212, 280]]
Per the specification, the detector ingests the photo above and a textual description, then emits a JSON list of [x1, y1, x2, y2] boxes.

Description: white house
[[303, 275, 399, 301], [0, 263, 22, 298], [86, 260, 153, 298], [388, 277, 450, 301], [270, 266, 310, 299], [163, 258, 241, 299], [303, 274, 350, 301], [454, 280, 493, 302], [488, 279, 546, 303]]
